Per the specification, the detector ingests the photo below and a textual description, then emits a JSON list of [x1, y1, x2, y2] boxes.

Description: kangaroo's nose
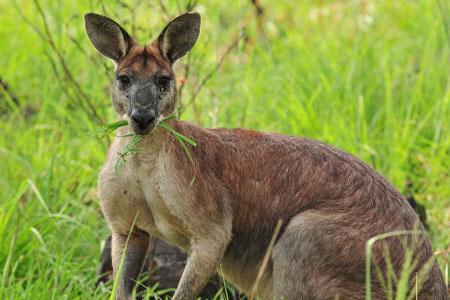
[[131, 111, 156, 129]]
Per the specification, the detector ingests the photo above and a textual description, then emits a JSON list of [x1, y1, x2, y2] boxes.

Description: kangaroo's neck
[[110, 123, 170, 172]]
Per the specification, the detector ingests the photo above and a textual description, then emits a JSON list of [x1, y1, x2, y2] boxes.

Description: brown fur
[[85, 12, 448, 300]]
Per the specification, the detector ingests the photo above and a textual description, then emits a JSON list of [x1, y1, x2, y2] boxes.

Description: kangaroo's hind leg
[[272, 212, 369, 300]]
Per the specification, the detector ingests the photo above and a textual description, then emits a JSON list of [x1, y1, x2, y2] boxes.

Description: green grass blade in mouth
[[157, 121, 197, 147], [103, 119, 129, 131], [103, 115, 198, 174], [158, 114, 176, 123], [87, 119, 129, 137]]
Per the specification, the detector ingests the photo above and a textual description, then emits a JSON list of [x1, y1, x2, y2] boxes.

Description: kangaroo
[[84, 12, 448, 300]]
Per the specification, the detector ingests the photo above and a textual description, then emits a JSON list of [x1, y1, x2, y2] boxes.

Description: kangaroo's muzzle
[[130, 110, 156, 135]]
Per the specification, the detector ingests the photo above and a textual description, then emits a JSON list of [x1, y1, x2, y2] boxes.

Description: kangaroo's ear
[[158, 12, 201, 63], [84, 13, 132, 62]]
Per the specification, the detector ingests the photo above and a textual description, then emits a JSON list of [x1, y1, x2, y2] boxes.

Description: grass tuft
[[364, 230, 436, 300], [102, 115, 197, 175]]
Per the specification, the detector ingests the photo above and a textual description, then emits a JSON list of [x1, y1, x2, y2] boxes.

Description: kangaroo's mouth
[[123, 114, 168, 136], [131, 122, 156, 135], [128, 110, 158, 135]]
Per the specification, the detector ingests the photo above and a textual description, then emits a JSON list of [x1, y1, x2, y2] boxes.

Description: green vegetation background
[[0, 0, 449, 298]]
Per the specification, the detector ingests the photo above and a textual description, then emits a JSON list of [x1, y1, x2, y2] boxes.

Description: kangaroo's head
[[85, 12, 200, 135]]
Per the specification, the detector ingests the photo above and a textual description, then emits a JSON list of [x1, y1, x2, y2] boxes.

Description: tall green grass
[[0, 0, 449, 299]]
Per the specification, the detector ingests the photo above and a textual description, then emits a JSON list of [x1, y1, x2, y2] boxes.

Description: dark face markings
[[112, 45, 176, 135]]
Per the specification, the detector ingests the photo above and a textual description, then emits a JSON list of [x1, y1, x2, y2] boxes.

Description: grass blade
[[365, 230, 425, 300]]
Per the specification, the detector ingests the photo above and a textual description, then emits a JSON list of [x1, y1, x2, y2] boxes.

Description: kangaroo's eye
[[117, 75, 132, 88], [157, 76, 171, 91]]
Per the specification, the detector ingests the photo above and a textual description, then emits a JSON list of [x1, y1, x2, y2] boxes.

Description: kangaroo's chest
[[98, 142, 190, 250], [138, 164, 191, 250]]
